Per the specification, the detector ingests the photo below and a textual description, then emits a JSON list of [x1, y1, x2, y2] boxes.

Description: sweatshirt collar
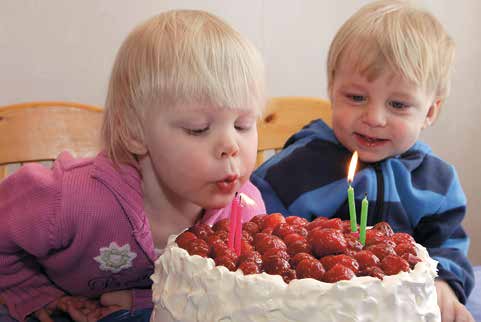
[[91, 152, 156, 261]]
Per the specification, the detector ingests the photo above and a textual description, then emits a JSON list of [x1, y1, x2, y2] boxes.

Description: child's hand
[[33, 291, 132, 322], [99, 289, 133, 309], [57, 296, 104, 322], [33, 296, 99, 322], [435, 280, 474, 322]]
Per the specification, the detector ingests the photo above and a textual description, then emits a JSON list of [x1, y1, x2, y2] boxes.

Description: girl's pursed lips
[[215, 175, 239, 193]]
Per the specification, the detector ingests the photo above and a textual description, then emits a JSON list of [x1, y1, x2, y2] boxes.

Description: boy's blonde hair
[[102, 10, 265, 165], [327, 0, 455, 100]]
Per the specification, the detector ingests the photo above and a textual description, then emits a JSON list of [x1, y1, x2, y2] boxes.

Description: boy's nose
[[362, 104, 387, 128]]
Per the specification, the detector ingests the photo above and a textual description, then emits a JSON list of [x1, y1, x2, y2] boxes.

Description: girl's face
[[329, 60, 440, 163], [140, 103, 259, 210]]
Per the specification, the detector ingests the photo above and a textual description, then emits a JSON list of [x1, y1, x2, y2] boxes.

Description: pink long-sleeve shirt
[[0, 151, 266, 321]]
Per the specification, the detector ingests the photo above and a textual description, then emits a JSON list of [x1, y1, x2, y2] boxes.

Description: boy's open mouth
[[355, 133, 388, 147]]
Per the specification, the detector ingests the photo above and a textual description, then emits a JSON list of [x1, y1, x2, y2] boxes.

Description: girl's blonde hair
[[102, 10, 265, 165], [327, 0, 455, 100]]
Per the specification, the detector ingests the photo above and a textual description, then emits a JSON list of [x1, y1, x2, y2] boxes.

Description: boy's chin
[[356, 151, 389, 164]]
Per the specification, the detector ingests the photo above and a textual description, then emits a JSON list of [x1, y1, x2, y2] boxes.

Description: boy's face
[[329, 60, 440, 163], [139, 103, 259, 210]]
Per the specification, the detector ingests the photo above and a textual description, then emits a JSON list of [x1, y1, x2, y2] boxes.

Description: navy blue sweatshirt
[[252, 119, 474, 303]]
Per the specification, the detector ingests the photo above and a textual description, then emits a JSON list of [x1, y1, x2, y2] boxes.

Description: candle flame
[[239, 193, 255, 207], [347, 151, 358, 183]]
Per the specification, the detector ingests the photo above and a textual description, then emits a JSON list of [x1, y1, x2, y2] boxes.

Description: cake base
[[151, 235, 441, 322]]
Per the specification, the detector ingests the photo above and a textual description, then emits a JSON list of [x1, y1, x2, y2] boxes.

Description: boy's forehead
[[338, 42, 433, 94], [338, 48, 385, 81], [337, 52, 412, 87], [335, 61, 435, 99]]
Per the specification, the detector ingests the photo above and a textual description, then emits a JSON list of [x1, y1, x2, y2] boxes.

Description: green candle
[[348, 184, 357, 232], [360, 193, 368, 245], [347, 151, 358, 232]]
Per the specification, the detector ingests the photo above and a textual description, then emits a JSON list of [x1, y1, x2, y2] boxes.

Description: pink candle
[[228, 193, 239, 251], [234, 195, 243, 256]]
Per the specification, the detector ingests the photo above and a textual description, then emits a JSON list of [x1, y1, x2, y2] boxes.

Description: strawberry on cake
[[151, 214, 441, 322]]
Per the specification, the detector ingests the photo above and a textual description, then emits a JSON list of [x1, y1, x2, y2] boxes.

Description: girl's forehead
[[169, 102, 262, 115]]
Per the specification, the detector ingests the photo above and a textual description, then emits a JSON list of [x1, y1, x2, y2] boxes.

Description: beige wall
[[1, 0, 480, 264]]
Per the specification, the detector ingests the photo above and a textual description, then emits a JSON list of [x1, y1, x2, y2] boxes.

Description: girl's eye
[[389, 101, 408, 109], [235, 117, 255, 132], [185, 127, 209, 136], [347, 94, 366, 103], [235, 124, 252, 132]]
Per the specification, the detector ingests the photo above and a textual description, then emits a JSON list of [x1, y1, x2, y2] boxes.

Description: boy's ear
[[422, 99, 442, 129]]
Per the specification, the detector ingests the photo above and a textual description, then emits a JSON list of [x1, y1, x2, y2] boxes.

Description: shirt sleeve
[[238, 180, 267, 221], [412, 168, 474, 304], [0, 163, 65, 320]]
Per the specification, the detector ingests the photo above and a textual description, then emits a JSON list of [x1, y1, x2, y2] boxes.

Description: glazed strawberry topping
[[353, 250, 380, 271], [290, 252, 316, 268], [261, 213, 286, 230], [323, 263, 356, 283], [175, 231, 197, 249], [177, 215, 424, 284], [238, 260, 261, 275], [320, 254, 360, 274], [285, 216, 308, 227], [380, 255, 410, 275], [296, 258, 325, 280], [401, 253, 422, 269], [309, 228, 347, 257], [185, 238, 209, 257]]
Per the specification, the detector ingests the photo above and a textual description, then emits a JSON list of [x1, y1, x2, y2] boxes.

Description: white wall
[[1, 0, 480, 264]]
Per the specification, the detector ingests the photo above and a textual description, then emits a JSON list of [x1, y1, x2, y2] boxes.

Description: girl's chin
[[200, 197, 234, 210]]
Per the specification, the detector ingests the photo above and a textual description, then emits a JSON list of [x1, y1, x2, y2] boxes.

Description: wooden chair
[[0, 101, 103, 180], [256, 96, 332, 167]]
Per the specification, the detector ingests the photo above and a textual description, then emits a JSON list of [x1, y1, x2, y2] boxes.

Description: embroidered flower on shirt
[[94, 242, 137, 273]]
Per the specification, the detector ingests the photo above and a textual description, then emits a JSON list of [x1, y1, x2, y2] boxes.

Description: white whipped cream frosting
[[151, 234, 441, 322]]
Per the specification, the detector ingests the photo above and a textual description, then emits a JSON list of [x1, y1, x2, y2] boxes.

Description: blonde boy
[[253, 1, 474, 321]]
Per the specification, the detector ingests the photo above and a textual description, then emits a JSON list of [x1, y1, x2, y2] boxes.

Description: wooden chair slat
[[256, 97, 331, 167], [0, 102, 103, 180]]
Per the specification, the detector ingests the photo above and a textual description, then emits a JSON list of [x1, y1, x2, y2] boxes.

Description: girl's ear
[[125, 135, 148, 155], [124, 116, 148, 155], [327, 84, 334, 102], [125, 130, 147, 155], [422, 99, 442, 129]]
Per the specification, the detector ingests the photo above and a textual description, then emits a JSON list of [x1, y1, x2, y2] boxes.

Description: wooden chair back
[[0, 98, 330, 178], [256, 96, 331, 167], [0, 101, 103, 180]]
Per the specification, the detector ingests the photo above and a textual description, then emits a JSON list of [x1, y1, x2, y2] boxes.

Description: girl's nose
[[362, 104, 387, 128], [216, 134, 239, 159]]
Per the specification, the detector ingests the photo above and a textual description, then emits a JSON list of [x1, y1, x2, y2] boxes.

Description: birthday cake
[[151, 214, 441, 322]]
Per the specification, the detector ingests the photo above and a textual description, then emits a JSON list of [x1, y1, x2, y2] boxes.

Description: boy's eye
[[347, 94, 366, 103], [185, 126, 209, 136], [389, 100, 408, 109]]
